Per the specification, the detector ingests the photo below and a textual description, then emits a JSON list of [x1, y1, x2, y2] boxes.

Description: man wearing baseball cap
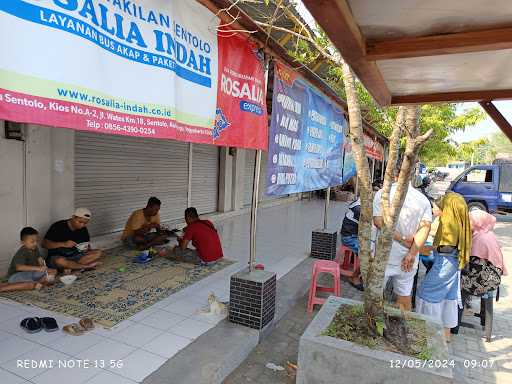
[[42, 208, 103, 271]]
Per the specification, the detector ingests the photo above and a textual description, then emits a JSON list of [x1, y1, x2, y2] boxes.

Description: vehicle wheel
[[468, 202, 487, 212]]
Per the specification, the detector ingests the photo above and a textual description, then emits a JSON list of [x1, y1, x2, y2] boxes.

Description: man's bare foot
[[83, 261, 101, 270], [34, 282, 43, 290]]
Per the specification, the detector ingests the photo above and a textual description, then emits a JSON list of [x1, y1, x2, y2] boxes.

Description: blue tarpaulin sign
[[265, 62, 347, 196]]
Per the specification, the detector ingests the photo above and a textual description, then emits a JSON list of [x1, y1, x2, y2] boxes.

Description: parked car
[[448, 160, 512, 213]]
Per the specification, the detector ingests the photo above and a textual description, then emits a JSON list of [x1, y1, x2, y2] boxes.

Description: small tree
[[342, 63, 432, 329], [216, 0, 478, 334]]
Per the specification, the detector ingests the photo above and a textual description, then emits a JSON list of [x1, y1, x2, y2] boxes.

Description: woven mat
[[0, 247, 233, 327]]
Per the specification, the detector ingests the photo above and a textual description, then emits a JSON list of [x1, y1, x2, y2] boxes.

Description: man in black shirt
[[43, 208, 102, 271], [340, 198, 363, 291]]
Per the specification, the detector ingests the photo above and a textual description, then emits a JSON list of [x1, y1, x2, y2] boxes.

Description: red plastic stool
[[335, 245, 360, 278], [307, 260, 341, 313]]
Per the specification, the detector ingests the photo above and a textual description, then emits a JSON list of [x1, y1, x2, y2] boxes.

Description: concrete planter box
[[297, 297, 453, 384]]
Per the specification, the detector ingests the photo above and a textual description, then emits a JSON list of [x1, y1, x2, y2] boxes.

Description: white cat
[[201, 292, 228, 316]]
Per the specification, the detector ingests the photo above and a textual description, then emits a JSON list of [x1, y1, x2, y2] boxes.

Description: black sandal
[[349, 281, 365, 292], [20, 317, 42, 333], [41, 317, 59, 332]]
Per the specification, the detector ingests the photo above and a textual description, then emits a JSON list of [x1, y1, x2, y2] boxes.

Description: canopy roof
[[303, 0, 512, 139], [198, 0, 388, 145]]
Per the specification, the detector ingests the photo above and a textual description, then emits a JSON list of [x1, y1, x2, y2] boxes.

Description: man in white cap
[[42, 208, 103, 271]]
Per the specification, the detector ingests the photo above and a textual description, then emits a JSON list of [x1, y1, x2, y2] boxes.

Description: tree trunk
[[341, 68, 434, 331], [341, 62, 376, 323], [373, 105, 433, 313]]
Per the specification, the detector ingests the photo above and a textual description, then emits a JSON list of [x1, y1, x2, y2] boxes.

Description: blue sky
[[451, 101, 512, 143]]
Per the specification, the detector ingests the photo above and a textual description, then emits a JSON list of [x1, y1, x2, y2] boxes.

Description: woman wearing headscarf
[[416, 192, 471, 341], [462, 209, 506, 297]]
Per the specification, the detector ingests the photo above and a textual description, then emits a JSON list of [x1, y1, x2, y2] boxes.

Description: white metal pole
[[248, 54, 269, 271], [187, 143, 193, 207], [323, 187, 331, 230], [249, 150, 262, 271]]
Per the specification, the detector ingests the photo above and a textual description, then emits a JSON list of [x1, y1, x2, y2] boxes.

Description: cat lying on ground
[[201, 292, 228, 316]]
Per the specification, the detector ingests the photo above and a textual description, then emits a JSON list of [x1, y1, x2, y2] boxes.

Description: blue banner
[[266, 62, 347, 195]]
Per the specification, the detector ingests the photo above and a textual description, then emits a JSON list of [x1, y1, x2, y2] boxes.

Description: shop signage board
[[266, 62, 346, 195], [0, 0, 268, 149], [364, 133, 384, 161]]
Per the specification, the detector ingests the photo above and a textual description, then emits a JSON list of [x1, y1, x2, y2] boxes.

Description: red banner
[[364, 133, 384, 161], [213, 31, 268, 150]]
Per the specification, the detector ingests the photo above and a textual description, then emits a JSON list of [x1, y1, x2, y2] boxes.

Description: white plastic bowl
[[60, 275, 77, 285]]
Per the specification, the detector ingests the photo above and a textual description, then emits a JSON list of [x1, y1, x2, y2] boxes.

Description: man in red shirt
[[171, 207, 223, 265]]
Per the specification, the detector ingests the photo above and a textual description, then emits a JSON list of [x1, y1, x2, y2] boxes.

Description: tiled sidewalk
[[225, 219, 512, 384], [0, 199, 346, 384]]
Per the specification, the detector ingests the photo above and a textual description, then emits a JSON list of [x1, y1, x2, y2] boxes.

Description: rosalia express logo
[[213, 107, 230, 139]]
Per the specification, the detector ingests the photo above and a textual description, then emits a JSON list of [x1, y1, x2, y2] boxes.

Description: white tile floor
[[0, 199, 346, 383]]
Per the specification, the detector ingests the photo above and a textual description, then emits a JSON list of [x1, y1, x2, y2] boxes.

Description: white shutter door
[[243, 150, 256, 206], [191, 144, 219, 214], [75, 132, 189, 236]]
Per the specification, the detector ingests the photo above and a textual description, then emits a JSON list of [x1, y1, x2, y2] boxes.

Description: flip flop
[[41, 317, 59, 332], [133, 254, 152, 264], [63, 323, 84, 336], [20, 317, 42, 333], [349, 281, 365, 291], [79, 318, 95, 331]]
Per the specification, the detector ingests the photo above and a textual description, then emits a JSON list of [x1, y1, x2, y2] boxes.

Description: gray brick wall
[[230, 272, 277, 330], [311, 229, 337, 260]]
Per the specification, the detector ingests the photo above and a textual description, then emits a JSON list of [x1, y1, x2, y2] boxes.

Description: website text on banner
[[0, 0, 268, 149], [266, 62, 346, 196]]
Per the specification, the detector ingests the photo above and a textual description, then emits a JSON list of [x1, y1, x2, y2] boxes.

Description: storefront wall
[[0, 123, 296, 275], [0, 123, 74, 274]]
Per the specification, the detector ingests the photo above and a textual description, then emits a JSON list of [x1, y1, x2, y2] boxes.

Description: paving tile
[[0, 304, 33, 323], [167, 318, 214, 340], [31, 363, 101, 384], [51, 332, 105, 357], [142, 331, 192, 358], [0, 368, 31, 384], [1, 345, 69, 379], [127, 307, 158, 322], [163, 298, 205, 317], [108, 323, 163, 348], [108, 349, 166, 383], [137, 310, 187, 331], [76, 339, 136, 362], [0, 318, 67, 347], [0, 336, 38, 364], [85, 370, 137, 384], [91, 320, 135, 338]]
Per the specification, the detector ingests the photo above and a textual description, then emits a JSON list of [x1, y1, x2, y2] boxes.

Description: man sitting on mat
[[42, 208, 102, 271], [122, 197, 171, 250], [0, 227, 57, 292], [170, 207, 223, 266]]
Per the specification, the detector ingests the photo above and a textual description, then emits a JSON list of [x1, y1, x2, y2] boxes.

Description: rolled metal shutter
[[191, 144, 219, 214], [74, 132, 189, 236], [243, 149, 256, 206]]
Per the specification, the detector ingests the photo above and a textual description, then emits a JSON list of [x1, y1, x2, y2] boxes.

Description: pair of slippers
[[20, 317, 58, 333], [133, 253, 153, 264], [63, 318, 94, 336]]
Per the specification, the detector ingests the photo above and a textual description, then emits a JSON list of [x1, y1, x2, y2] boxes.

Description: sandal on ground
[[63, 323, 84, 336], [41, 317, 59, 332], [20, 317, 42, 333], [79, 318, 95, 331], [349, 281, 365, 292]]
